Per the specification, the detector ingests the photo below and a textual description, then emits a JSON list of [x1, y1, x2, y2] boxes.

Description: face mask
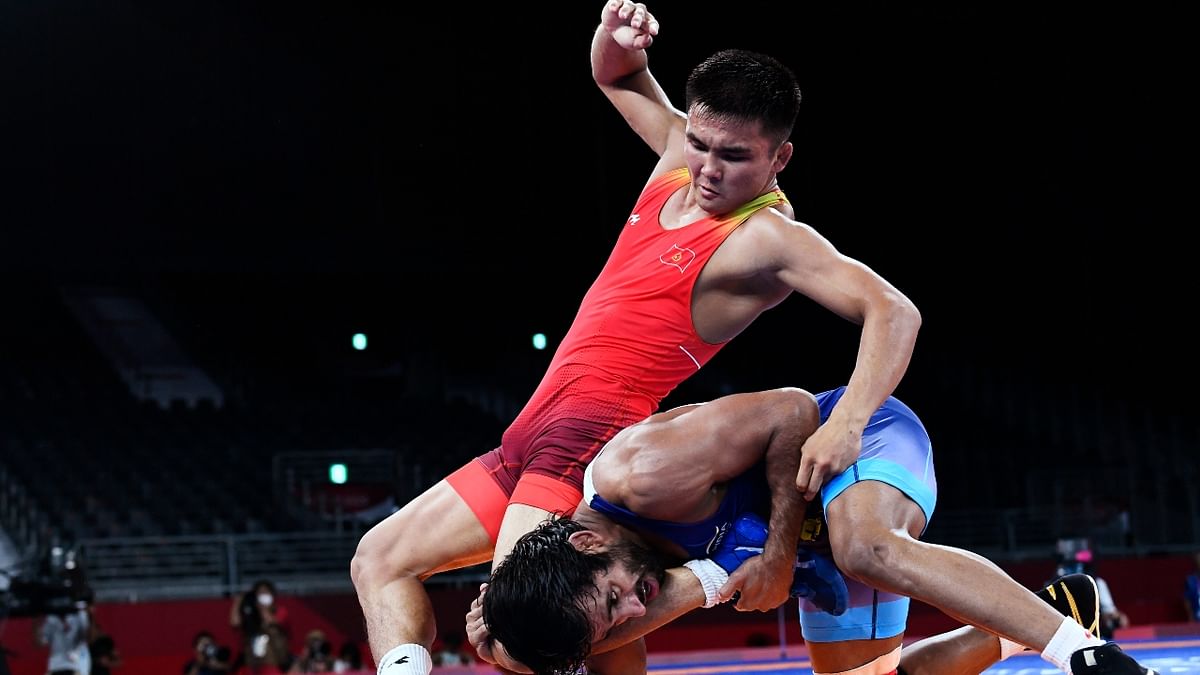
[[257, 593, 273, 606]]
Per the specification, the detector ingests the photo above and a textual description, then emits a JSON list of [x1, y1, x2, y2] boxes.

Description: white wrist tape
[[376, 643, 432, 675], [683, 559, 730, 608]]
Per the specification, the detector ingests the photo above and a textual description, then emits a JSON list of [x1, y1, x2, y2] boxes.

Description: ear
[[567, 530, 609, 553], [773, 141, 793, 173]]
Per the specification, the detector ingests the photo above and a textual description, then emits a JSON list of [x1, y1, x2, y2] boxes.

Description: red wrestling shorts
[[446, 417, 624, 542]]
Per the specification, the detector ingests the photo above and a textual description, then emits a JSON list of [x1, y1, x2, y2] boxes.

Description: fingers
[[625, 4, 658, 36], [795, 458, 814, 501], [796, 455, 827, 501], [465, 583, 488, 638], [468, 584, 486, 610], [804, 464, 824, 502], [610, 2, 659, 37], [717, 577, 741, 605]]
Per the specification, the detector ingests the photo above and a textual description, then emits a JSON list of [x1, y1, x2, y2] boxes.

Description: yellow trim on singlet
[[726, 186, 789, 223], [656, 167, 790, 225]]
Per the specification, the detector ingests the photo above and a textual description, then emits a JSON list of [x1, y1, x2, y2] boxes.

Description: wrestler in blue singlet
[[584, 460, 768, 558], [584, 387, 938, 643]]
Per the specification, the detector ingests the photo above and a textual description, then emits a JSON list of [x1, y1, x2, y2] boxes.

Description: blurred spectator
[[1185, 551, 1200, 622], [288, 630, 335, 674], [89, 633, 121, 675], [332, 642, 362, 673], [35, 606, 92, 675], [229, 580, 291, 674], [431, 632, 473, 667], [183, 631, 232, 675]]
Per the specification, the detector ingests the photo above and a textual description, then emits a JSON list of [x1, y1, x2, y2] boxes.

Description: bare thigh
[[356, 479, 495, 579]]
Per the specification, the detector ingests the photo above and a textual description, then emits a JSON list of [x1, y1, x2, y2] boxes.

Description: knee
[[350, 514, 422, 590]]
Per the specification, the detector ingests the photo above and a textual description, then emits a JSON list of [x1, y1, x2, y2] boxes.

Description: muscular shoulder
[[740, 206, 820, 248], [711, 207, 827, 280]]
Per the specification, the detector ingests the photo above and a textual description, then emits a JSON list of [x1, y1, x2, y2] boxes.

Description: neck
[[573, 502, 618, 533], [573, 502, 649, 548]]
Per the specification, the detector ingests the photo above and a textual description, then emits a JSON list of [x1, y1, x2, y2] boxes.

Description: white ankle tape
[[814, 645, 902, 675], [683, 559, 729, 608], [376, 644, 432, 675], [1041, 616, 1103, 673]]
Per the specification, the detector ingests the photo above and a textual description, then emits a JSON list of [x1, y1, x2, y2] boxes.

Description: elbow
[[885, 291, 922, 341]]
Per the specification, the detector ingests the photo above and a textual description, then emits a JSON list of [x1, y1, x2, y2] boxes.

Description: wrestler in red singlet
[[447, 167, 787, 539]]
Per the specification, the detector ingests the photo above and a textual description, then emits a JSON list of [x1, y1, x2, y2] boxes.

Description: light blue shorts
[[799, 387, 938, 643]]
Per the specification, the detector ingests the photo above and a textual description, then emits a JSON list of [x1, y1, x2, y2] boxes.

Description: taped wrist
[[683, 559, 730, 608], [376, 644, 432, 675]]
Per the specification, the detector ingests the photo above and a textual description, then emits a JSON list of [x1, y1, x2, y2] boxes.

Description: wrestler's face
[[586, 540, 666, 643], [684, 105, 790, 216]]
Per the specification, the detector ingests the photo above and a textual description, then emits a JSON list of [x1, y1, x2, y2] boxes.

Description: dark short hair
[[685, 48, 802, 146], [482, 517, 615, 675]]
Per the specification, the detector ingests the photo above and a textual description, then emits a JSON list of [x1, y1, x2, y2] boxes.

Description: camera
[[1, 546, 92, 618], [200, 643, 230, 663]]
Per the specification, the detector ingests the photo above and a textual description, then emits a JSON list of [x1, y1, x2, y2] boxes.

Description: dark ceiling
[[1, 2, 1192, 407]]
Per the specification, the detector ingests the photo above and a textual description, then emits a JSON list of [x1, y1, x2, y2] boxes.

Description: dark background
[[1, 2, 1193, 419]]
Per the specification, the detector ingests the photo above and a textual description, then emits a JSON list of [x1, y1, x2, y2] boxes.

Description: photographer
[[89, 633, 121, 675], [228, 579, 291, 674], [287, 630, 334, 674], [34, 604, 91, 675], [182, 631, 231, 675]]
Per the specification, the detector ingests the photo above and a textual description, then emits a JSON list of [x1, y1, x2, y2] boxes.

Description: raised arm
[[591, 1, 684, 160]]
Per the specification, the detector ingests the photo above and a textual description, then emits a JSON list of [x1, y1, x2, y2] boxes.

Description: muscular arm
[[720, 390, 819, 609], [615, 389, 816, 516], [763, 391, 819, 562], [755, 214, 921, 499]]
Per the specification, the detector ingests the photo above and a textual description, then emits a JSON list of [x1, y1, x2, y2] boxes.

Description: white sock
[[377, 644, 432, 675], [1040, 617, 1104, 673], [998, 637, 1028, 660]]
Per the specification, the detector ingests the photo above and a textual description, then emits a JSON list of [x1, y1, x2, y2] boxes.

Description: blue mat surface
[[646, 639, 1200, 674]]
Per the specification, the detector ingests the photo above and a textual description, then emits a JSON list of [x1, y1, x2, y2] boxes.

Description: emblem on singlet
[[659, 244, 697, 273], [705, 523, 730, 555]]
